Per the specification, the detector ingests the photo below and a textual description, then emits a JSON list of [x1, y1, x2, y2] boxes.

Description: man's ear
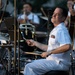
[[62, 17, 66, 22]]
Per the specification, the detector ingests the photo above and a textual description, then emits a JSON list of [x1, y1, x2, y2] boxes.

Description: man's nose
[[52, 14, 55, 18]]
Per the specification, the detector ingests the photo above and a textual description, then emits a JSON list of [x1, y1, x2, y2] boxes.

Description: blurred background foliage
[[10, 0, 68, 14], [10, 0, 49, 13]]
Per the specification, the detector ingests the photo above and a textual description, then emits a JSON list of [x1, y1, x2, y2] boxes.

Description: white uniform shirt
[[46, 23, 71, 65], [18, 12, 40, 24]]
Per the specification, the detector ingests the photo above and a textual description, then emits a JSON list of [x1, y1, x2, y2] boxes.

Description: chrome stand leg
[[8, 48, 11, 72]]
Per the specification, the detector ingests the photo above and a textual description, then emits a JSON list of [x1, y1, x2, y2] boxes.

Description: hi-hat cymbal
[[40, 16, 48, 21]]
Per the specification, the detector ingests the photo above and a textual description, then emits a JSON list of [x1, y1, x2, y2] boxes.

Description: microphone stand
[[71, 17, 75, 75], [14, 0, 17, 75]]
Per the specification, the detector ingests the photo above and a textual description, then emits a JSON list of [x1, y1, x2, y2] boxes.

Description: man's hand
[[67, 1, 74, 10], [25, 16, 29, 22], [26, 39, 48, 52], [41, 51, 52, 58], [26, 39, 35, 47], [41, 52, 49, 58]]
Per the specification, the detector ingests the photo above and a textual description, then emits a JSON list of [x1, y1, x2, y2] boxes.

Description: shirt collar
[[54, 22, 65, 29]]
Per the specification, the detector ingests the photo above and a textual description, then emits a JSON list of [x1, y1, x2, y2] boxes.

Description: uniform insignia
[[51, 35, 55, 38]]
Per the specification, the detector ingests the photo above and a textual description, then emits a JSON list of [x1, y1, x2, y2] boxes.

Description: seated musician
[[65, 0, 75, 26], [65, 0, 75, 40], [23, 6, 72, 75], [18, 2, 40, 28], [17, 2, 40, 54]]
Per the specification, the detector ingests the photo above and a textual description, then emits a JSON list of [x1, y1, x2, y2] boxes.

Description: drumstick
[[21, 32, 27, 41], [24, 52, 41, 56], [41, 7, 47, 17]]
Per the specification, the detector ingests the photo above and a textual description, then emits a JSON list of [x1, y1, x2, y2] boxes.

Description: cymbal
[[40, 16, 48, 21], [35, 31, 47, 35], [24, 52, 41, 56], [35, 31, 48, 37]]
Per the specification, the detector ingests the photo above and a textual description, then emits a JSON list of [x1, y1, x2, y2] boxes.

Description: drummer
[[18, 2, 40, 28]]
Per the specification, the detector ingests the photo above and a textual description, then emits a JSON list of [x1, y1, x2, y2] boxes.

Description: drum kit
[[0, 0, 48, 75], [0, 15, 48, 74]]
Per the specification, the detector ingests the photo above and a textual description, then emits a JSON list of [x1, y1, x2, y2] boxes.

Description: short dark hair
[[56, 6, 68, 18], [23, 2, 32, 8]]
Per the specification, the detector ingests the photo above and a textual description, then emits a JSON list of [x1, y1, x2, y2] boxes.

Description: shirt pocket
[[49, 37, 56, 45]]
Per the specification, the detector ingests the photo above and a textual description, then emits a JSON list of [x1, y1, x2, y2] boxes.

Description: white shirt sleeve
[[57, 29, 71, 45], [33, 15, 40, 24]]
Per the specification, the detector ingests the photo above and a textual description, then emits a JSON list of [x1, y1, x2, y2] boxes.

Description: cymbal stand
[[71, 22, 75, 75], [31, 25, 35, 39], [14, 0, 17, 75], [17, 21, 20, 75], [46, 11, 50, 44]]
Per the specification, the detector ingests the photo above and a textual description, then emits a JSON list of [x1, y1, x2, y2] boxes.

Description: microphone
[[21, 32, 27, 41]]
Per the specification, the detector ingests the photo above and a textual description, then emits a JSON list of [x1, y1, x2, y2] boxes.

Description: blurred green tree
[[10, 0, 68, 14], [10, 0, 49, 13]]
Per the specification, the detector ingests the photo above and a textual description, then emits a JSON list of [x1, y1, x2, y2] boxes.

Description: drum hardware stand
[[71, 22, 75, 75], [68, 15, 71, 30], [32, 27, 38, 59], [13, 0, 17, 75], [17, 21, 20, 75], [25, 25, 28, 35], [32, 26, 35, 39], [46, 10, 51, 44], [0, 0, 15, 75], [0, 44, 13, 75]]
